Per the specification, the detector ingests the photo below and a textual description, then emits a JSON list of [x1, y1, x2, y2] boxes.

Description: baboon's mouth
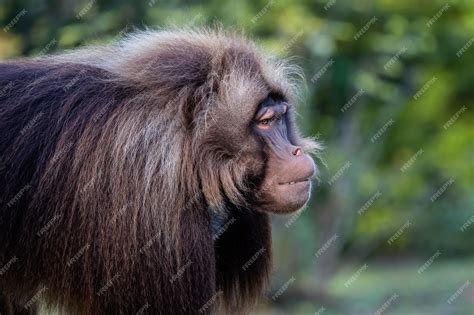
[[279, 178, 310, 185]]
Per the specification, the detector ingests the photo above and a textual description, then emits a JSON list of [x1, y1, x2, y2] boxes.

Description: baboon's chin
[[259, 181, 312, 214]]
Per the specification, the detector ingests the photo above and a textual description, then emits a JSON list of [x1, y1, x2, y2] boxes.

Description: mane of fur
[[0, 29, 311, 314]]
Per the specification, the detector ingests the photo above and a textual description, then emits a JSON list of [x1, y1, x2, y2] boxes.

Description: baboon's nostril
[[292, 147, 302, 156]]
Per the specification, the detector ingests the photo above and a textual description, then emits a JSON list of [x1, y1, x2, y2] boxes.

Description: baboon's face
[[250, 95, 316, 214], [205, 59, 316, 213]]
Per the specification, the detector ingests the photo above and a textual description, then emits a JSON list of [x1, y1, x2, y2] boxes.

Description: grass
[[258, 257, 474, 315]]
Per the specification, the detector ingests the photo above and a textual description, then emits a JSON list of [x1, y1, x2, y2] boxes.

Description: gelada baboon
[[0, 29, 318, 314]]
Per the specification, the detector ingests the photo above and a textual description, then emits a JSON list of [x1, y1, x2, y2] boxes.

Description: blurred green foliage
[[1, 0, 473, 313]]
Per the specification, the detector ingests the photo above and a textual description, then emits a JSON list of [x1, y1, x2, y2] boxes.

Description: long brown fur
[[0, 29, 315, 314]]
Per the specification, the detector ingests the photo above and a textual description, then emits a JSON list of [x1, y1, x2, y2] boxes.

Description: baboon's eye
[[257, 110, 287, 129], [255, 108, 275, 129], [258, 119, 270, 126], [254, 97, 288, 130]]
